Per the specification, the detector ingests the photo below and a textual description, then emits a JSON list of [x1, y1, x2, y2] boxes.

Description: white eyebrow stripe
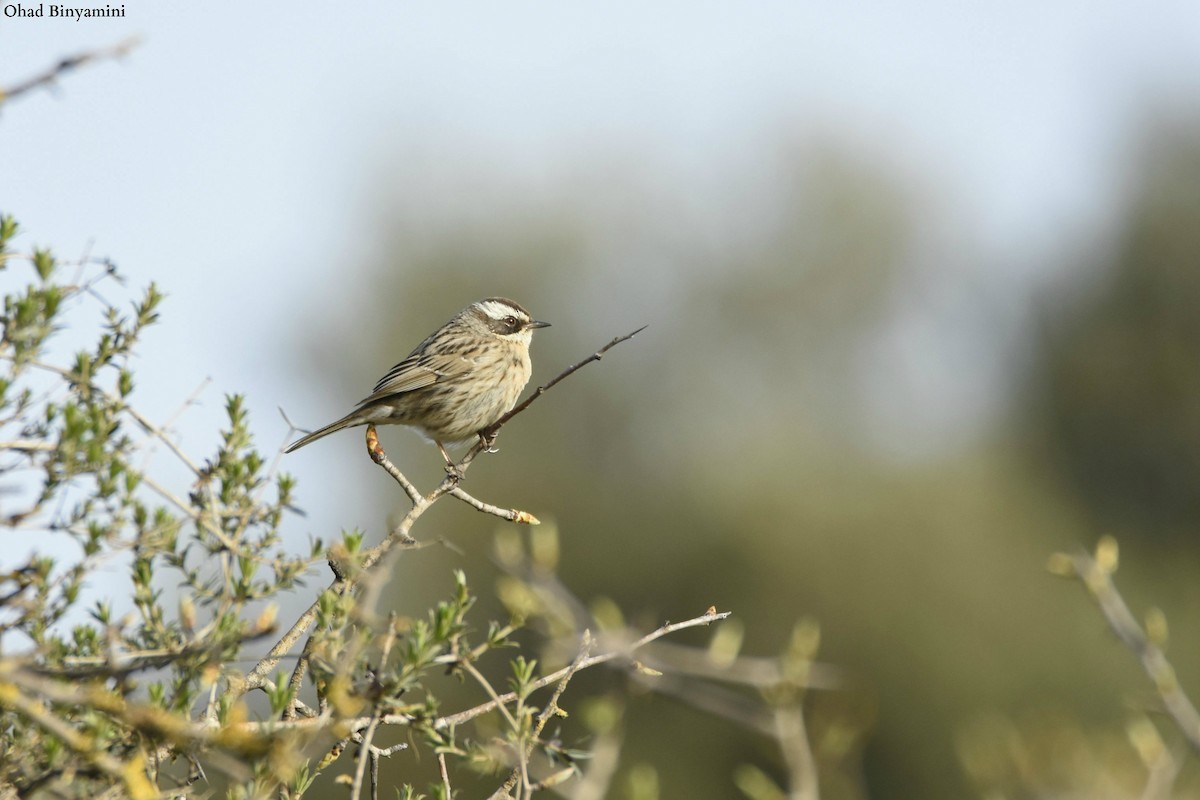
[[477, 300, 524, 320]]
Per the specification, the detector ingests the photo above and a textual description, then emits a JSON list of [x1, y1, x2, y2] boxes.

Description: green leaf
[[32, 247, 55, 280], [0, 214, 18, 249]]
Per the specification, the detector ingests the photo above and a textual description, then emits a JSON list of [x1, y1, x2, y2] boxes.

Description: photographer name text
[[3, 3, 125, 20]]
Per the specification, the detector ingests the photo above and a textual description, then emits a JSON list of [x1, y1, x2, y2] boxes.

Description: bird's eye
[[504, 316, 518, 327]]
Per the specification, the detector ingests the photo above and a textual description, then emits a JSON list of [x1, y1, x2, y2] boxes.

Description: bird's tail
[[284, 412, 362, 453]]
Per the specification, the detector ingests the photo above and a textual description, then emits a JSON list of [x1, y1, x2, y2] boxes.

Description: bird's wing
[[357, 351, 472, 405]]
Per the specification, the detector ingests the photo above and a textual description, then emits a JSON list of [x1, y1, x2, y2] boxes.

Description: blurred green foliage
[[1030, 122, 1200, 544]]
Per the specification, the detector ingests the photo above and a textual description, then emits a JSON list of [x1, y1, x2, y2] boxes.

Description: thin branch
[[365, 425, 420, 502], [461, 658, 521, 732], [281, 635, 316, 722], [488, 325, 648, 433], [515, 631, 594, 799], [450, 486, 540, 525], [370, 747, 382, 800], [136, 610, 735, 746], [118, 385, 207, 477], [349, 714, 381, 800], [638, 670, 774, 736], [366, 427, 539, 524], [438, 752, 453, 799], [0, 439, 57, 452], [0, 37, 141, 105], [643, 639, 843, 691], [27, 358, 205, 476], [1056, 540, 1200, 754], [435, 609, 729, 730], [775, 704, 819, 800], [627, 636, 828, 798], [139, 473, 259, 560], [138, 376, 211, 474]]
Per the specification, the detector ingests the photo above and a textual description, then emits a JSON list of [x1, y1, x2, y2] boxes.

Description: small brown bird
[[285, 297, 550, 464]]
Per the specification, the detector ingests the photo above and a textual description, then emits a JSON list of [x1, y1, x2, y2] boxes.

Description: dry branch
[[0, 37, 141, 105], [1054, 538, 1200, 755]]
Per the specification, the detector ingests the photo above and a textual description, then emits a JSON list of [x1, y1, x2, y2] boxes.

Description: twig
[[435, 609, 729, 729], [643, 639, 843, 691], [450, 486, 540, 525], [509, 631, 594, 799], [0, 439, 57, 452], [349, 714, 381, 800], [627, 635, 827, 798], [1054, 539, 1200, 754], [461, 659, 521, 732], [122, 390, 206, 477], [281, 635, 316, 722], [775, 705, 819, 800], [365, 429, 539, 524], [1139, 736, 1181, 800], [0, 37, 142, 105], [640, 670, 774, 735], [488, 325, 648, 433], [370, 746, 381, 800], [138, 376, 211, 474], [438, 752, 453, 799], [139, 473, 259, 560], [28, 358, 205, 477], [365, 425, 420, 502]]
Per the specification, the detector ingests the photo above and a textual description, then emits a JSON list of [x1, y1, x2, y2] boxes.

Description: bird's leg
[[365, 424, 387, 464], [437, 441, 463, 481], [478, 428, 500, 454]]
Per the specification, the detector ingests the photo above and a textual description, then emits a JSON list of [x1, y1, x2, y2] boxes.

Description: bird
[[285, 297, 550, 466]]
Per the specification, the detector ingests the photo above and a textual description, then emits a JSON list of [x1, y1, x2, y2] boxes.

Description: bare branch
[[487, 325, 648, 433], [435, 609, 730, 730], [450, 486, 540, 524], [643, 639, 843, 691], [0, 439, 56, 452], [775, 705, 820, 800], [438, 752, 453, 799], [350, 714, 382, 800], [0, 37, 141, 105], [1054, 539, 1200, 754], [502, 631, 594, 798], [365, 425, 420, 503]]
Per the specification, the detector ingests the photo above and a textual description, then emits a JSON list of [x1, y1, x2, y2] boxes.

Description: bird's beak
[[527, 320, 551, 329]]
